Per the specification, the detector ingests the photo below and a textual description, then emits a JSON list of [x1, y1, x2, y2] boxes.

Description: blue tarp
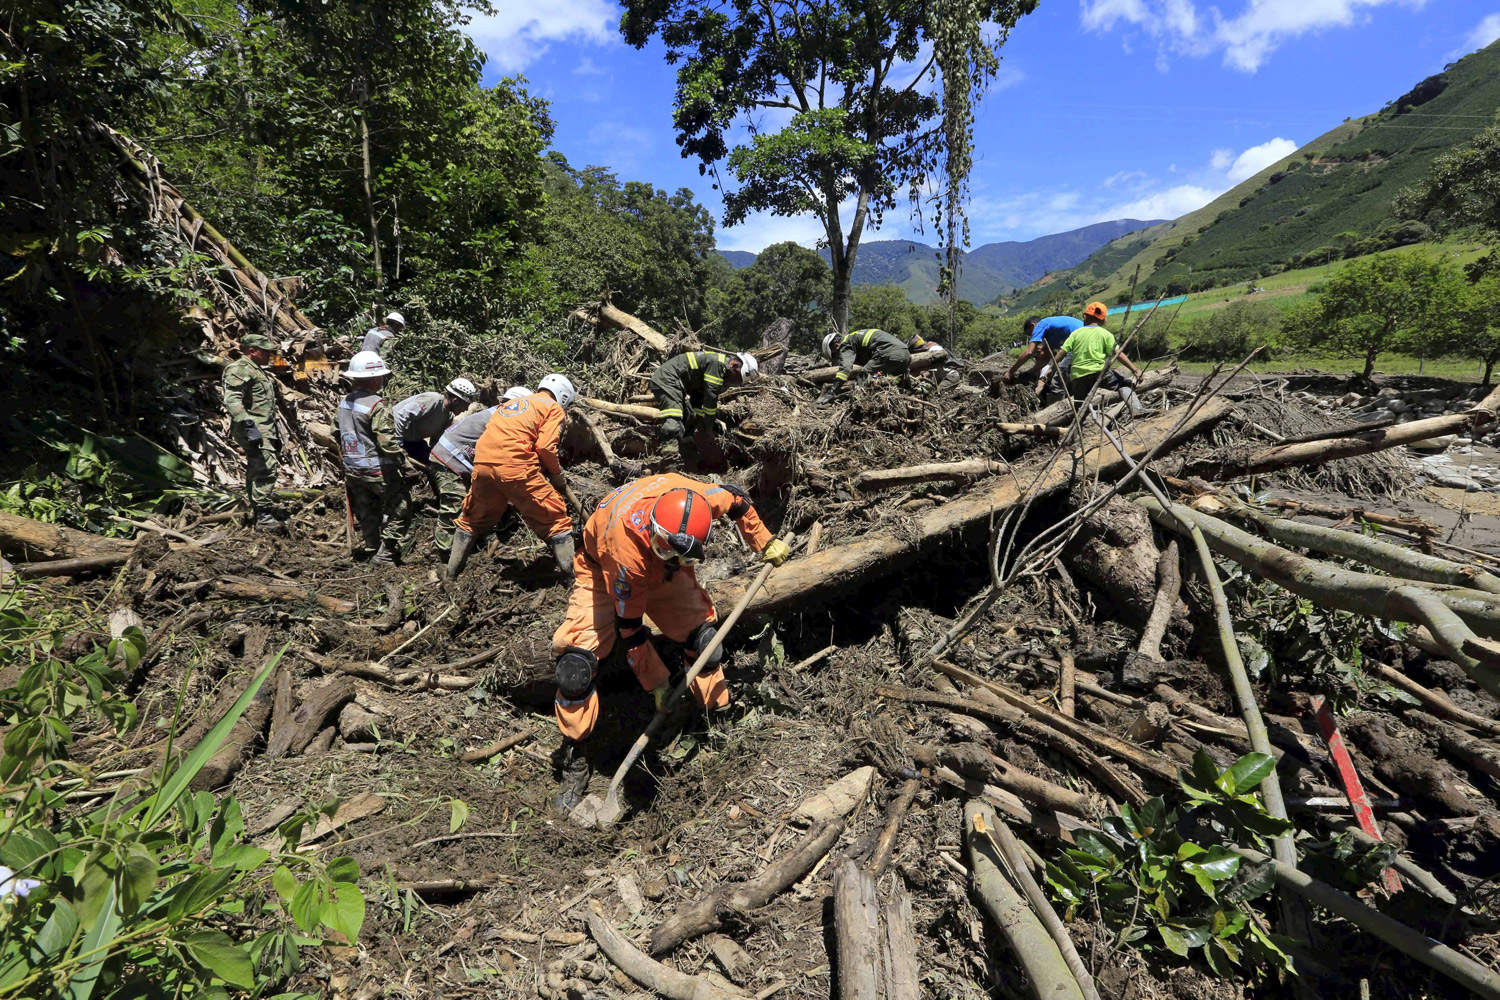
[[1108, 296, 1186, 315]]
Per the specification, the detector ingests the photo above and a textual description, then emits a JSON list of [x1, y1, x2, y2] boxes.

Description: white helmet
[[384, 311, 406, 328], [503, 385, 532, 400], [821, 332, 838, 361], [736, 352, 760, 380], [445, 377, 477, 402], [538, 373, 576, 409], [345, 350, 391, 378]]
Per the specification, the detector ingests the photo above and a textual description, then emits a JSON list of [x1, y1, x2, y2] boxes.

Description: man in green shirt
[[1046, 301, 1143, 402], [220, 331, 283, 531]]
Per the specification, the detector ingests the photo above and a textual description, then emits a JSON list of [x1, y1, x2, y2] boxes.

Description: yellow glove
[[761, 538, 791, 567], [652, 683, 672, 712]]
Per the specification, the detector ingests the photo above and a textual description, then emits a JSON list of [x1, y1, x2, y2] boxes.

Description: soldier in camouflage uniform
[[220, 331, 283, 531], [337, 351, 408, 564]]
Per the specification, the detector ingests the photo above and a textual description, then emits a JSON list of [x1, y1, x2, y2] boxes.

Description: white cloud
[[1106, 184, 1219, 220], [1225, 136, 1298, 182], [574, 56, 606, 76], [1079, 0, 1424, 72], [715, 212, 828, 254], [465, 0, 616, 73], [959, 136, 1296, 243], [1467, 13, 1500, 52]]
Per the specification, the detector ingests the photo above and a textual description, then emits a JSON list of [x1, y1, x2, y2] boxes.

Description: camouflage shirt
[[221, 356, 277, 428]]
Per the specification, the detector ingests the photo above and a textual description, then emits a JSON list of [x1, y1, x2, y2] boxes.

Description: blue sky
[[465, 2, 1500, 253]]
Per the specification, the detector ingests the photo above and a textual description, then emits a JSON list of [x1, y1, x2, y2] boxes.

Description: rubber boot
[[445, 528, 476, 581], [549, 534, 575, 575], [253, 508, 285, 534], [553, 738, 592, 811], [370, 541, 396, 567]]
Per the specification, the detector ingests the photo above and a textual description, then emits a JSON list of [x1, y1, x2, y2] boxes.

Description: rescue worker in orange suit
[[445, 373, 578, 581], [548, 475, 792, 809]]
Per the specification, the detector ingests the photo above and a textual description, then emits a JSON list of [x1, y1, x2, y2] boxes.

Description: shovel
[[570, 532, 792, 829]]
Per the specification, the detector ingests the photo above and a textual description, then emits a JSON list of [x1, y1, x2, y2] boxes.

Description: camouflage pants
[[430, 464, 470, 554], [233, 427, 280, 511], [347, 474, 414, 555]]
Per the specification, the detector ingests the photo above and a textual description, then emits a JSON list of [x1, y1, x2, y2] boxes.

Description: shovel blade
[[570, 790, 623, 829]]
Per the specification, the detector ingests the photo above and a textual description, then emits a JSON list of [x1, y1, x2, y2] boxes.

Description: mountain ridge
[[1004, 40, 1500, 314], [718, 218, 1163, 306]]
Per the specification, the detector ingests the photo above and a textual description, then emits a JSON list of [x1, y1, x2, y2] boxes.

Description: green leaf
[[31, 899, 79, 961], [213, 845, 269, 871], [1221, 858, 1278, 904], [1172, 920, 1213, 948], [65, 883, 121, 1000], [1073, 830, 1121, 865], [289, 879, 322, 934], [1220, 752, 1276, 796], [1183, 850, 1241, 882], [73, 854, 113, 931], [324, 883, 365, 942], [1158, 924, 1189, 957], [272, 866, 297, 903], [141, 647, 286, 828], [167, 870, 236, 923], [119, 845, 159, 916], [1137, 797, 1166, 836], [185, 930, 256, 988], [326, 857, 360, 884], [1175, 842, 1207, 861], [449, 798, 469, 834], [1189, 749, 1221, 792]]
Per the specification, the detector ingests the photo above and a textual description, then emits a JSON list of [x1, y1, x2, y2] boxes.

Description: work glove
[[761, 538, 791, 567], [652, 683, 672, 712], [242, 421, 263, 446], [816, 387, 838, 405]]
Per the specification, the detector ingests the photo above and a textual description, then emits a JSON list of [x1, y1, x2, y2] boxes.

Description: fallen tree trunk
[[207, 577, 357, 614], [587, 901, 742, 1000], [265, 678, 355, 760], [0, 511, 134, 561], [1233, 848, 1500, 999], [965, 801, 1086, 1000], [1140, 498, 1500, 698], [1185, 384, 1500, 478], [713, 400, 1230, 618], [649, 819, 844, 954], [15, 552, 133, 578], [192, 663, 282, 790], [1137, 540, 1181, 661], [580, 396, 661, 421], [572, 301, 670, 354], [833, 860, 882, 1000], [1372, 663, 1500, 738], [1029, 367, 1178, 427], [1236, 508, 1500, 595], [1258, 497, 1438, 536], [996, 422, 1067, 439], [856, 459, 1007, 492]]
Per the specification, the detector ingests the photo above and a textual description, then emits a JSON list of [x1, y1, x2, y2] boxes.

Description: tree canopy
[[620, 0, 1037, 333]]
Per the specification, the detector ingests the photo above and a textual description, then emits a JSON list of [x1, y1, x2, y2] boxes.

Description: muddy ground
[[28, 365, 1500, 1000]]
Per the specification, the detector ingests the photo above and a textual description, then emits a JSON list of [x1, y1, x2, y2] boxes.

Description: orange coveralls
[[455, 392, 573, 543], [551, 474, 773, 740]]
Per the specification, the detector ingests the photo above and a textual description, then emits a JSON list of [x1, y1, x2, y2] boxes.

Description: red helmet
[[648, 488, 713, 565]]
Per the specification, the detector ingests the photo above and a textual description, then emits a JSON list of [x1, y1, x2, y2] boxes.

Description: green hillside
[[1005, 40, 1500, 315]]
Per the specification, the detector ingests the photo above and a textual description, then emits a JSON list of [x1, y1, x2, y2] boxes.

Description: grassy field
[[1149, 240, 1490, 321], [1171, 354, 1494, 381]]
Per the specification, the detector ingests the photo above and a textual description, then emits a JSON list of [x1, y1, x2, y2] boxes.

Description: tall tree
[[620, 0, 1036, 334], [1287, 252, 1462, 379], [708, 241, 831, 349], [1454, 274, 1500, 385]]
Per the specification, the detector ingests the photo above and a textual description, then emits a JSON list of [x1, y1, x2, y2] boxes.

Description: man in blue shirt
[[1004, 314, 1083, 388]]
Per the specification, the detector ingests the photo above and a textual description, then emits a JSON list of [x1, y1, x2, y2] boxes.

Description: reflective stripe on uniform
[[658, 407, 684, 418], [338, 392, 386, 475]]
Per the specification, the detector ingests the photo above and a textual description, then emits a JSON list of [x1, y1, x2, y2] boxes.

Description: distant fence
[[1108, 295, 1187, 316]]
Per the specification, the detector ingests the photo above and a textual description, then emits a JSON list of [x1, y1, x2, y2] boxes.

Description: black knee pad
[[555, 647, 598, 699], [686, 623, 722, 669]]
